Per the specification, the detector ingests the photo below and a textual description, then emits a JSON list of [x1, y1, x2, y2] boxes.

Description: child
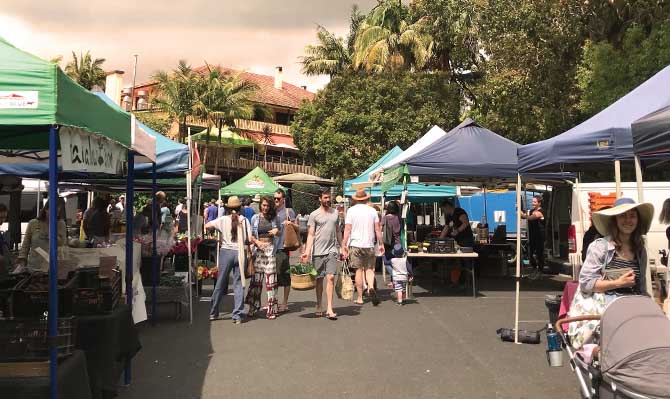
[[390, 244, 413, 305]]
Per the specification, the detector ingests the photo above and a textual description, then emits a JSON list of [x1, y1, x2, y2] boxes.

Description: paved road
[[118, 275, 579, 399]]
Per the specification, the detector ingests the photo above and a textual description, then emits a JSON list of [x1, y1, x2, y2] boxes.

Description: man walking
[[301, 189, 342, 319], [342, 189, 384, 306], [274, 189, 298, 312]]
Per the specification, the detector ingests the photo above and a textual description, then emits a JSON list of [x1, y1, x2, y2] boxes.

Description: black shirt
[[527, 208, 545, 242], [450, 208, 474, 247]]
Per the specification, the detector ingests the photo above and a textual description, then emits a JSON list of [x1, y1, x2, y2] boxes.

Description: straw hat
[[351, 188, 370, 202], [225, 196, 242, 209], [253, 194, 261, 203], [215, 199, 223, 206], [592, 198, 654, 237]]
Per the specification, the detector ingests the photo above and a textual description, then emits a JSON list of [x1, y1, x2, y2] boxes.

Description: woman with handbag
[[204, 196, 252, 324], [245, 196, 281, 319], [568, 198, 654, 348]]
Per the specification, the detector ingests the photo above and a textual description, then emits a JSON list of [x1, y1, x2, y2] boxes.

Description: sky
[[0, 0, 379, 92]]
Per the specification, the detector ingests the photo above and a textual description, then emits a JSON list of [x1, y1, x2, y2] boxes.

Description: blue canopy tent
[[631, 104, 670, 203], [518, 65, 670, 198], [344, 146, 456, 202]]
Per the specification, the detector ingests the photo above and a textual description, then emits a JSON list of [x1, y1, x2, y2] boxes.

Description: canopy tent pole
[[36, 179, 41, 217], [48, 125, 59, 399], [124, 150, 135, 385], [575, 175, 586, 279], [151, 163, 158, 325], [634, 156, 644, 202], [187, 128, 194, 324], [614, 160, 622, 198], [483, 185, 488, 242], [514, 173, 522, 344]]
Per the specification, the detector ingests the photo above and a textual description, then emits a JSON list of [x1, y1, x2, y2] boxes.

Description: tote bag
[[336, 260, 355, 301]]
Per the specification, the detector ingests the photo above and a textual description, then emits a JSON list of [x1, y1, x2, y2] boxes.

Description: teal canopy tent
[[343, 146, 456, 202]]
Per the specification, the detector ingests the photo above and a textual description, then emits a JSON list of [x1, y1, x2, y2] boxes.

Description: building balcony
[[205, 153, 317, 176]]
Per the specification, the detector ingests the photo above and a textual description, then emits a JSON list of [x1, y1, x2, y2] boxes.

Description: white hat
[[253, 194, 261, 202], [592, 198, 654, 237]]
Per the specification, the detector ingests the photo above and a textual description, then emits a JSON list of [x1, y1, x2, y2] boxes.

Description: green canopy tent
[[191, 127, 254, 147], [220, 166, 283, 197], [0, 36, 155, 397]]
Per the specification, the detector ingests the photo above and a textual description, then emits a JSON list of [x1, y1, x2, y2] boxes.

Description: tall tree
[[353, 0, 433, 73], [291, 71, 460, 181], [152, 60, 200, 143], [64, 51, 106, 90], [300, 6, 364, 77]]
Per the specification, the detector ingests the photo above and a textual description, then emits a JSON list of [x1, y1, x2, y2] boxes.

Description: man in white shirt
[[115, 195, 125, 212], [342, 188, 384, 306]]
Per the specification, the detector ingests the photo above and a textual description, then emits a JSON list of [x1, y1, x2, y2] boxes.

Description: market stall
[[219, 166, 284, 197], [0, 36, 154, 399]]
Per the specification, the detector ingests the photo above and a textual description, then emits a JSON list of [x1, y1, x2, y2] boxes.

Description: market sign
[[0, 91, 38, 108], [59, 126, 125, 174], [380, 164, 409, 194]]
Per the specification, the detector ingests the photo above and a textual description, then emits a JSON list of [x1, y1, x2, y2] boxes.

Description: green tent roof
[[220, 167, 283, 196], [0, 36, 132, 149], [191, 127, 254, 147]]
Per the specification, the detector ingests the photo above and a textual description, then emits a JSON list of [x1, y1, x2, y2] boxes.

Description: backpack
[[382, 215, 394, 247]]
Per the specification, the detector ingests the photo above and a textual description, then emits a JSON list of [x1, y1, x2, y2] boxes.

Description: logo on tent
[[596, 139, 611, 150], [245, 176, 265, 189], [0, 91, 38, 109]]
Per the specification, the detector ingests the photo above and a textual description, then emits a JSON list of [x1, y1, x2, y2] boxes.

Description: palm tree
[[64, 51, 106, 89], [152, 60, 200, 143], [352, 1, 432, 73], [300, 26, 351, 77]]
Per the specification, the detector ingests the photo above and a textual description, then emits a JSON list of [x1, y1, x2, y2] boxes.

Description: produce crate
[[0, 273, 29, 318], [11, 273, 68, 318], [0, 317, 76, 362], [64, 267, 121, 315]]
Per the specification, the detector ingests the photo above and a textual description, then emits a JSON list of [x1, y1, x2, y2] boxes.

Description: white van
[[547, 181, 669, 277]]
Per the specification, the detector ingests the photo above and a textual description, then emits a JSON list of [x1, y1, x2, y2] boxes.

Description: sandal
[[325, 312, 338, 320], [278, 305, 289, 313]]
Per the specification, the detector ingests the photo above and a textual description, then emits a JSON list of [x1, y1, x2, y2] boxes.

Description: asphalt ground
[[117, 271, 580, 399]]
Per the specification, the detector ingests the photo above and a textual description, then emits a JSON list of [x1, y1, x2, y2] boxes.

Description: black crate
[[64, 268, 121, 315], [0, 317, 76, 362], [11, 273, 68, 318], [0, 274, 29, 318]]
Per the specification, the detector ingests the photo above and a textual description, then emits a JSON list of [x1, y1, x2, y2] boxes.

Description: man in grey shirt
[[301, 189, 342, 320]]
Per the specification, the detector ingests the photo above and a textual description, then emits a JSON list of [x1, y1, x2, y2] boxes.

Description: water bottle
[[546, 323, 560, 351]]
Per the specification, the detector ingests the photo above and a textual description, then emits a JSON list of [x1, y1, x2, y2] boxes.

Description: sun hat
[[592, 197, 654, 237], [215, 199, 223, 206], [392, 243, 404, 257], [225, 196, 242, 209], [351, 188, 371, 202], [253, 194, 261, 202]]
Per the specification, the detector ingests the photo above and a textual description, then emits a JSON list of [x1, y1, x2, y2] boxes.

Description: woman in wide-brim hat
[[204, 195, 251, 324], [580, 197, 655, 298]]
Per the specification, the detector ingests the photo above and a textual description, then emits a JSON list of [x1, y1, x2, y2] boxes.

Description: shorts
[[276, 249, 291, 287], [349, 247, 375, 270], [314, 252, 338, 278], [393, 280, 407, 292]]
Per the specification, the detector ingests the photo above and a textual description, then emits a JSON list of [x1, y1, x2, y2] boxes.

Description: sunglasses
[[273, 197, 282, 201]]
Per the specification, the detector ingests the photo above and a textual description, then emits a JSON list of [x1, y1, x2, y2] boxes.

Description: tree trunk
[[214, 145, 220, 175]]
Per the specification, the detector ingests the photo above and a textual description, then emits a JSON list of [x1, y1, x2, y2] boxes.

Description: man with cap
[[342, 188, 384, 306]]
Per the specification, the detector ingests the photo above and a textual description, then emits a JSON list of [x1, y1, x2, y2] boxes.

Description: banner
[[59, 126, 125, 174], [380, 164, 408, 194]]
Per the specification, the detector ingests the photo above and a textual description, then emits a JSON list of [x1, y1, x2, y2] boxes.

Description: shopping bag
[[566, 288, 607, 349], [283, 223, 301, 251], [336, 260, 355, 301]]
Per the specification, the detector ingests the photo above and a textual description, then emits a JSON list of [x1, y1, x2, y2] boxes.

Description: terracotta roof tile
[[136, 66, 314, 110]]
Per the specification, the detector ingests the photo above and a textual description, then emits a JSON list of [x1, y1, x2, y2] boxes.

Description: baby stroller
[[557, 296, 670, 398]]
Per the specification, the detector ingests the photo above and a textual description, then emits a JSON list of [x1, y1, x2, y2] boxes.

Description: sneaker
[[209, 315, 220, 321], [232, 319, 241, 325]]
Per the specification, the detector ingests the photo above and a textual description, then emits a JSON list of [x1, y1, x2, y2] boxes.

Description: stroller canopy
[[600, 296, 670, 397]]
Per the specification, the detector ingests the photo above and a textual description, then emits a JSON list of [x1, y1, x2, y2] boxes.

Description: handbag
[[282, 210, 301, 251], [241, 219, 255, 278], [336, 259, 355, 301]]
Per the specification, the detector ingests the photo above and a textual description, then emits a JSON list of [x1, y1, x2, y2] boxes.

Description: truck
[[546, 181, 669, 277]]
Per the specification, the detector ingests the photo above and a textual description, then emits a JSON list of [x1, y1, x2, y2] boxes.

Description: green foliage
[[152, 60, 200, 143], [291, 71, 460, 181], [289, 263, 317, 276], [290, 183, 321, 215], [576, 23, 670, 117], [134, 112, 171, 136], [64, 51, 106, 90]]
